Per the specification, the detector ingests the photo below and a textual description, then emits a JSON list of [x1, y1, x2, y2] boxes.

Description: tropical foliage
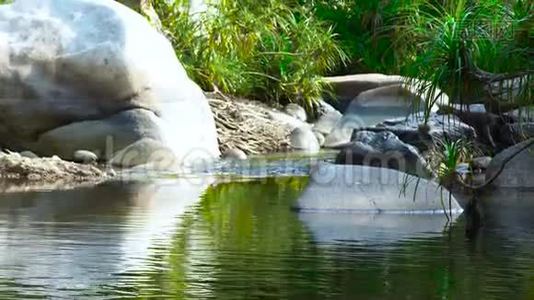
[[132, 0, 531, 112], [152, 0, 347, 108]]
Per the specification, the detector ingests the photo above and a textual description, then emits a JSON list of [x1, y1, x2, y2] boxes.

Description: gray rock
[[0, 0, 219, 167], [110, 138, 176, 168], [323, 85, 453, 148], [73, 150, 99, 164], [486, 139, 534, 188], [471, 156, 492, 170], [222, 148, 247, 160], [376, 113, 476, 150], [449, 104, 487, 113], [20, 151, 39, 159], [284, 103, 307, 122], [290, 127, 320, 153], [335, 131, 432, 178], [324, 74, 403, 112], [313, 131, 326, 147], [37, 109, 161, 161], [296, 163, 462, 213], [504, 107, 534, 122], [313, 107, 342, 136]]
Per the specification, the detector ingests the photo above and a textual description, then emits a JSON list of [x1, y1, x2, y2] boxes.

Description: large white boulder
[[0, 0, 219, 168]]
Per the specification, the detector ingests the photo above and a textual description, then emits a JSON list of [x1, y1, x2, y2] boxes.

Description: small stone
[[106, 169, 117, 177], [73, 150, 99, 164], [471, 156, 492, 170], [313, 131, 325, 147], [284, 103, 307, 122], [290, 127, 320, 153], [222, 148, 247, 160], [20, 151, 39, 159]]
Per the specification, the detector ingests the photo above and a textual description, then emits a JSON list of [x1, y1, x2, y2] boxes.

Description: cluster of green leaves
[[399, 0, 533, 120], [303, 0, 415, 74], [307, 0, 532, 120], [153, 0, 346, 108]]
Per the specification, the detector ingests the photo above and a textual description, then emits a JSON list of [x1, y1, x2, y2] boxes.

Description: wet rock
[[222, 148, 247, 160], [290, 127, 320, 153], [284, 103, 307, 122], [73, 150, 99, 164], [335, 131, 432, 178]]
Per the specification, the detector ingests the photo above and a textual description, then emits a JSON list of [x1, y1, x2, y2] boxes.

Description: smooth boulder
[[290, 127, 320, 153], [324, 74, 403, 112], [336, 131, 432, 178], [0, 0, 219, 167], [73, 150, 98, 164], [296, 163, 462, 213], [284, 103, 307, 122], [312, 104, 342, 136], [324, 84, 451, 148]]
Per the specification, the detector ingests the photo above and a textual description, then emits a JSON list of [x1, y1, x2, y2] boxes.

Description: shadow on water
[[2, 176, 534, 298]]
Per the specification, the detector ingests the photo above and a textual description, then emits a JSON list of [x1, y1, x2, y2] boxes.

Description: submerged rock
[[336, 131, 432, 178], [0, 0, 219, 168], [296, 163, 462, 213]]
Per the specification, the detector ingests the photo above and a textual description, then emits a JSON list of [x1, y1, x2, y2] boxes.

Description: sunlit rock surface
[[0, 0, 219, 167], [296, 163, 462, 213]]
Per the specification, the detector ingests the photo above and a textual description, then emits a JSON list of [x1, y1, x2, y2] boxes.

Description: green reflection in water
[[100, 178, 534, 300]]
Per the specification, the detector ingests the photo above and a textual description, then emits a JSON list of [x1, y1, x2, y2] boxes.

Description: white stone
[[0, 0, 219, 168]]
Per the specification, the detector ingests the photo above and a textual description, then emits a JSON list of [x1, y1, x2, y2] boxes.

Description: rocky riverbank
[[0, 151, 110, 192]]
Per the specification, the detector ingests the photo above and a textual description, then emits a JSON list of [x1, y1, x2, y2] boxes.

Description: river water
[[1, 157, 534, 299]]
